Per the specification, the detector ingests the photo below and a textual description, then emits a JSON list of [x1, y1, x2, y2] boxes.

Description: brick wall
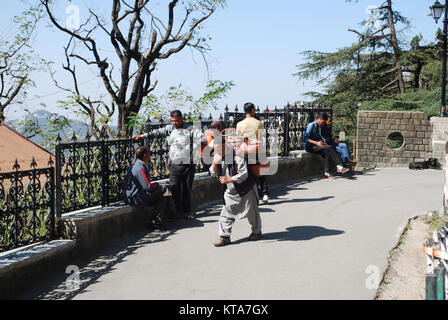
[[356, 111, 432, 168]]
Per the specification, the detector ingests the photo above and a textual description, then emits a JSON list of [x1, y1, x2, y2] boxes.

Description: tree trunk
[[387, 0, 406, 94]]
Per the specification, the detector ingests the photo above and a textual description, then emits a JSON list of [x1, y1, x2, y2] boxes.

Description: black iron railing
[[224, 104, 333, 156], [55, 136, 144, 217], [0, 159, 55, 252]]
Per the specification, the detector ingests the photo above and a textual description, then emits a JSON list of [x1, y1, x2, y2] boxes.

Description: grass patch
[[424, 211, 447, 236]]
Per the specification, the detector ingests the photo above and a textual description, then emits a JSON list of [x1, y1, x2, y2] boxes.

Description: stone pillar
[[431, 117, 448, 166]]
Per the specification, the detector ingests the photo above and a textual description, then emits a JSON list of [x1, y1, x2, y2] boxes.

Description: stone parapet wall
[[357, 111, 432, 169]]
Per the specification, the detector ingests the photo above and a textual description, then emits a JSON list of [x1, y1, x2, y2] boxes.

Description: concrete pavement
[[21, 168, 444, 300]]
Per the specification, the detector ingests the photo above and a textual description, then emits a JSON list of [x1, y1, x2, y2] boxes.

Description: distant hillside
[[7, 109, 117, 149]]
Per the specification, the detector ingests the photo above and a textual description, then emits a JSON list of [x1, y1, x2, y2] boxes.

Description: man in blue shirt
[[304, 113, 349, 178], [125, 146, 174, 229]]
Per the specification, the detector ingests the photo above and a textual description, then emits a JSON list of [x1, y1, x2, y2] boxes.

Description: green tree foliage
[[128, 80, 234, 133], [0, 2, 46, 123]]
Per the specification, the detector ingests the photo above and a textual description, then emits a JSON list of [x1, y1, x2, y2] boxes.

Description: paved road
[[22, 169, 443, 300]]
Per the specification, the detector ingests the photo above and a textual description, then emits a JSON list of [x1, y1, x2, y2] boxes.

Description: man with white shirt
[[134, 110, 205, 220]]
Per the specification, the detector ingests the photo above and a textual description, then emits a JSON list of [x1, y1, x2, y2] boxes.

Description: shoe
[[337, 166, 350, 174], [262, 195, 269, 204], [324, 173, 333, 179], [249, 232, 262, 241], [213, 237, 231, 247]]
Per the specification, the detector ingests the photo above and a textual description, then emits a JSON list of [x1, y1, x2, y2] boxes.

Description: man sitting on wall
[[124, 146, 175, 230], [304, 113, 350, 179], [321, 116, 356, 168]]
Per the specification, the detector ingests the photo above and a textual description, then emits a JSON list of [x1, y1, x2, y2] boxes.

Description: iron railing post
[[55, 143, 62, 219], [101, 139, 108, 207], [284, 108, 291, 156]]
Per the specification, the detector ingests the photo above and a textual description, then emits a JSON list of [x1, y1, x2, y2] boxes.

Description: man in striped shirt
[[124, 146, 174, 230]]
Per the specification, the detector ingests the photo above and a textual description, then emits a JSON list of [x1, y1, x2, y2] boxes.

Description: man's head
[[244, 103, 256, 117], [170, 110, 184, 129], [210, 121, 224, 133], [316, 112, 329, 126], [136, 146, 151, 163]]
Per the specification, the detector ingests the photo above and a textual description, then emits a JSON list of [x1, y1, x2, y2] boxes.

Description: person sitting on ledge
[[304, 113, 350, 179], [321, 116, 356, 168], [124, 146, 175, 230]]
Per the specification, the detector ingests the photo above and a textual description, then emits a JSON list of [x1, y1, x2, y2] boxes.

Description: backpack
[[227, 159, 257, 197]]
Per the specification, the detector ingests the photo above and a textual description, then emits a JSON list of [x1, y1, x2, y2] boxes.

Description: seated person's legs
[[145, 185, 173, 227]]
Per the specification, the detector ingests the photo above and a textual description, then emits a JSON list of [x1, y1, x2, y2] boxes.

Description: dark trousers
[[307, 144, 342, 172], [169, 164, 196, 216], [257, 176, 269, 197], [145, 185, 174, 224]]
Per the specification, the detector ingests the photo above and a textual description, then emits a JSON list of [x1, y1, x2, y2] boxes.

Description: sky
[[0, 0, 442, 122]]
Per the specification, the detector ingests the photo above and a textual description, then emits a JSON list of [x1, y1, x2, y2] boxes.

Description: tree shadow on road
[[18, 208, 220, 300]]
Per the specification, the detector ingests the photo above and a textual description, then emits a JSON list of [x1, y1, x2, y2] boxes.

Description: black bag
[[409, 158, 441, 170], [228, 162, 257, 197]]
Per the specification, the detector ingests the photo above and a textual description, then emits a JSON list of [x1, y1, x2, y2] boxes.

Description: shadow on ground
[[18, 170, 375, 299], [232, 226, 345, 245], [19, 205, 222, 300]]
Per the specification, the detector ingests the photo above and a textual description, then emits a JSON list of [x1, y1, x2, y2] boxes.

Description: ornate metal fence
[[0, 159, 55, 252], [224, 104, 333, 156], [55, 136, 143, 217]]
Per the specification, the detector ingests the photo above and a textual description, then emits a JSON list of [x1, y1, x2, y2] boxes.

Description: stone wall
[[357, 111, 432, 169], [431, 117, 448, 166]]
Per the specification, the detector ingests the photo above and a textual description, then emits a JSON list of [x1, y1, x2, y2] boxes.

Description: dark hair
[[210, 121, 224, 131], [244, 103, 255, 115], [136, 146, 150, 160], [317, 112, 329, 121], [170, 110, 183, 118]]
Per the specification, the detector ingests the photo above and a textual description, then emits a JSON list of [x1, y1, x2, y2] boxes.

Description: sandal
[[186, 215, 195, 220]]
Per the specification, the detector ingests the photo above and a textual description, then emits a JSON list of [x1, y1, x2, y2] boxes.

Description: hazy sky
[[1, 0, 441, 121]]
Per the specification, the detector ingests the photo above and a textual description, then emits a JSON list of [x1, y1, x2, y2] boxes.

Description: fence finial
[[208, 113, 213, 121], [225, 105, 229, 113], [56, 133, 62, 144], [219, 113, 223, 121], [30, 157, 37, 169], [48, 156, 54, 167], [71, 132, 78, 142], [235, 105, 238, 112], [13, 159, 20, 171], [85, 131, 91, 142]]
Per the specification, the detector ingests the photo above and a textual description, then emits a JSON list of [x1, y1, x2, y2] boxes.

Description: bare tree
[[42, 0, 226, 138], [0, 5, 44, 123]]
